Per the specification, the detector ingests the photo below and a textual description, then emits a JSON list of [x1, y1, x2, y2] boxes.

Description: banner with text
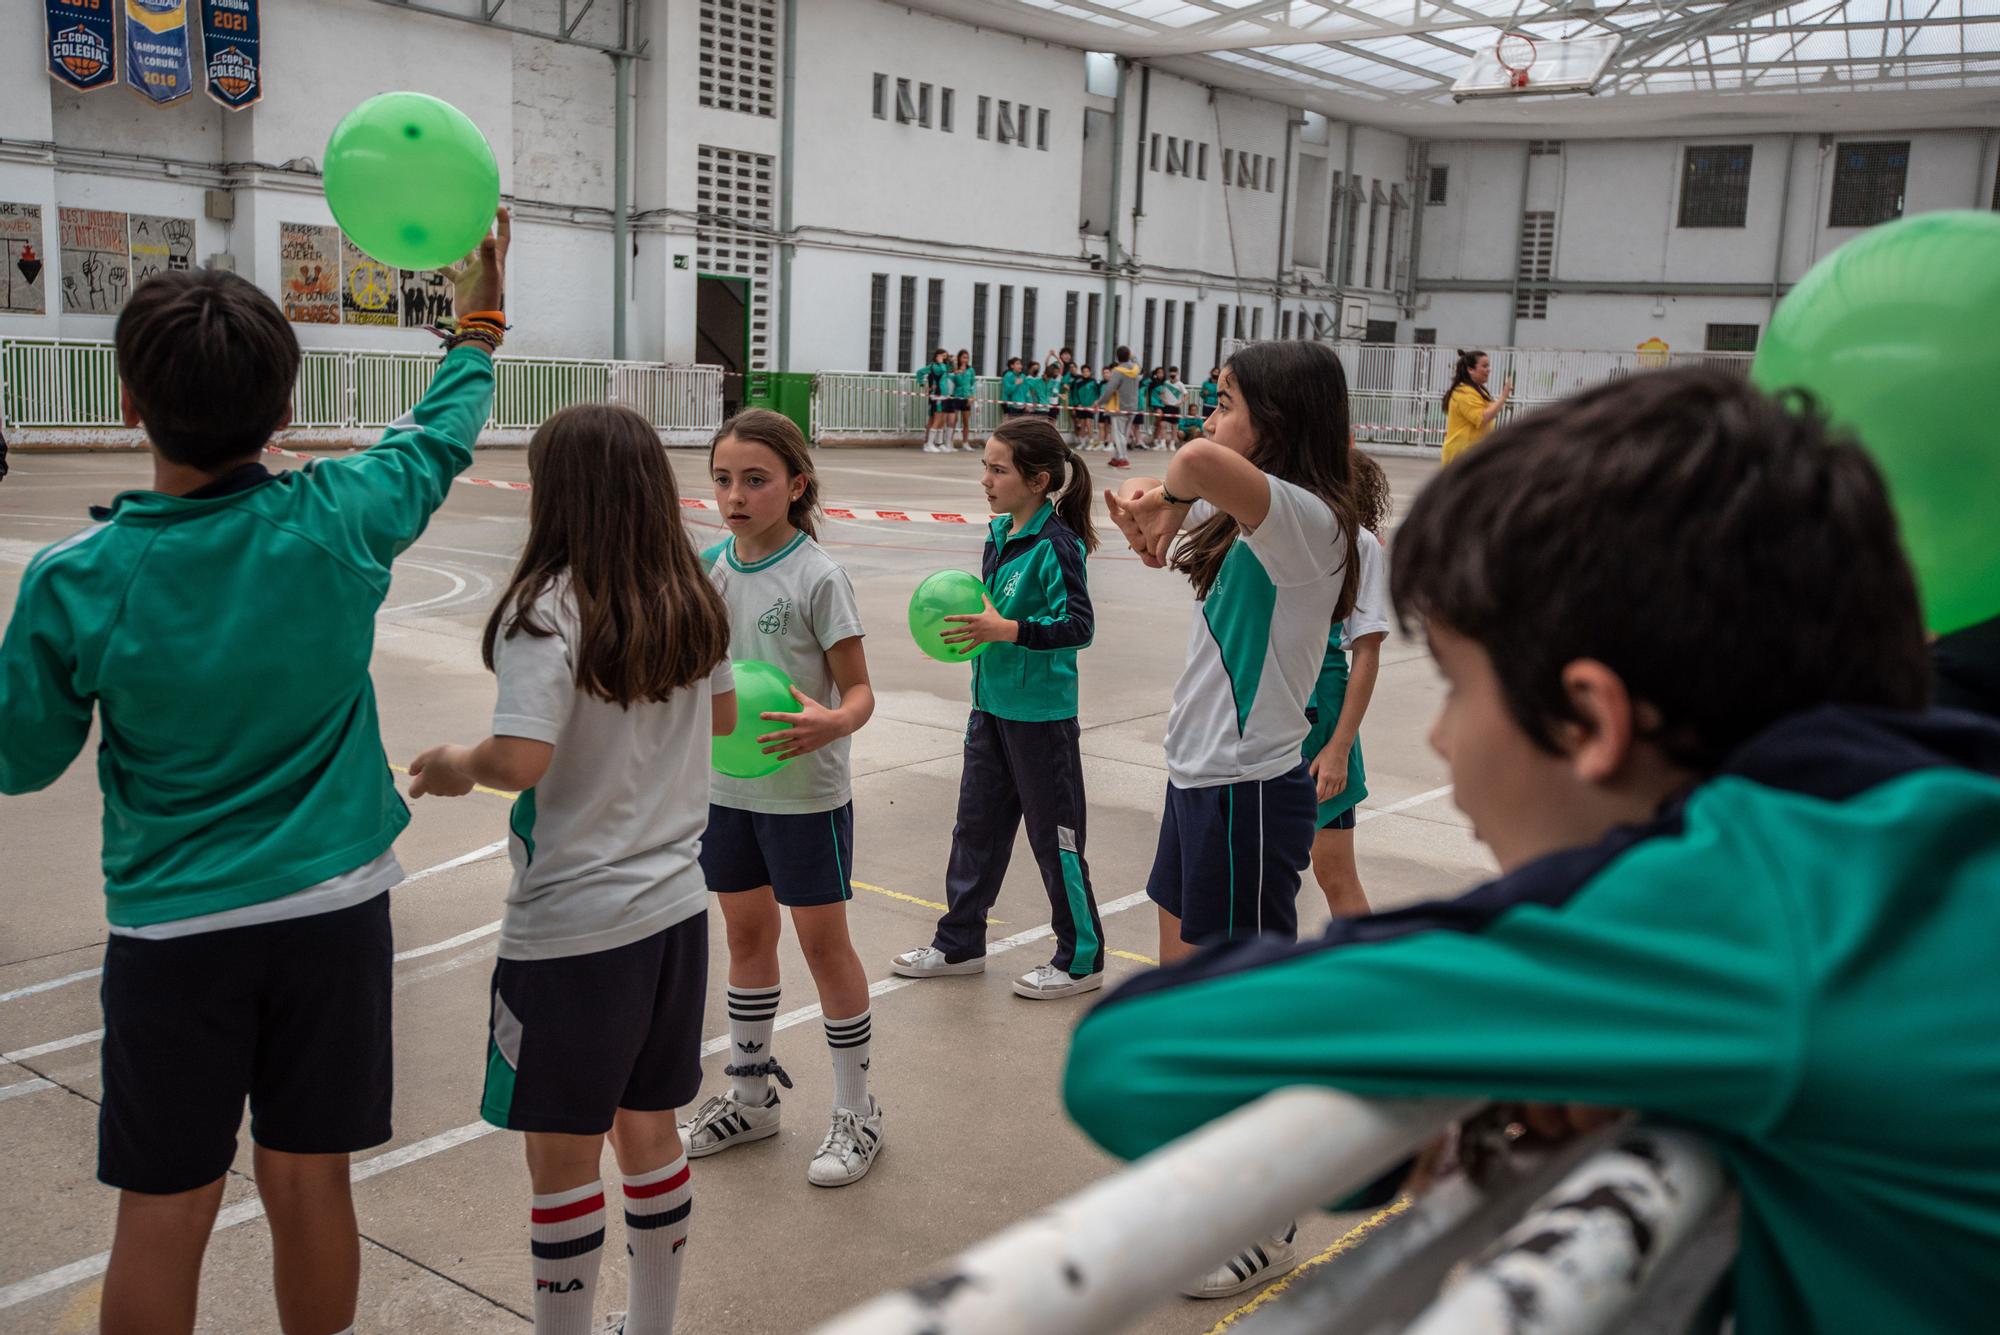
[[45, 0, 118, 92], [198, 0, 260, 109], [280, 222, 341, 324], [58, 207, 130, 315], [1, 204, 49, 315], [123, 0, 195, 105]]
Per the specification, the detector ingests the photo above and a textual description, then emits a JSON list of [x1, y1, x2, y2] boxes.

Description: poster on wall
[[45, 0, 118, 93], [340, 236, 400, 326], [123, 0, 196, 105], [1, 204, 49, 315], [58, 207, 130, 315], [198, 0, 261, 110], [129, 213, 195, 287], [279, 221, 340, 324], [399, 268, 453, 328]]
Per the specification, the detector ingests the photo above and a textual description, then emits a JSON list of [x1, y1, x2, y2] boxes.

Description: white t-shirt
[[491, 580, 733, 960], [1162, 477, 1348, 788], [1340, 527, 1392, 650], [704, 532, 866, 815]]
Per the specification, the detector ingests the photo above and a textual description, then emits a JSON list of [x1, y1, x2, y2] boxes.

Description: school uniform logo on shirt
[[757, 598, 793, 636], [1000, 571, 1023, 600]]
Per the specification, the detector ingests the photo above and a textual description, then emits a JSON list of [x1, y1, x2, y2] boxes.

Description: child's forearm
[[832, 683, 876, 736], [1329, 640, 1383, 752], [458, 735, 553, 791]]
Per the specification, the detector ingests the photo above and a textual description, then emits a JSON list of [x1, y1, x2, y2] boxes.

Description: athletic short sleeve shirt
[[490, 580, 732, 961], [1164, 478, 1346, 788], [1339, 528, 1391, 650], [706, 533, 865, 814]]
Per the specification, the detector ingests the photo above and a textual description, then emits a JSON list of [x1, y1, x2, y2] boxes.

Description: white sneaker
[[890, 945, 986, 978], [1012, 963, 1105, 999], [807, 1097, 884, 1187], [1182, 1224, 1298, 1299], [680, 1082, 783, 1159]]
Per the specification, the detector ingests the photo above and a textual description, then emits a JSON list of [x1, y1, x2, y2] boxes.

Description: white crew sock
[[824, 1009, 872, 1113]]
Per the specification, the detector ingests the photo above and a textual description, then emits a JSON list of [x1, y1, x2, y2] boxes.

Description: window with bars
[[1064, 291, 1079, 350], [926, 278, 943, 357], [898, 275, 917, 372], [1528, 139, 1563, 156], [1086, 292, 1101, 366], [1266, 156, 1277, 192], [697, 0, 778, 118], [1829, 141, 1909, 227], [1413, 326, 1437, 345], [1113, 295, 1122, 348], [1022, 287, 1038, 359], [1281, 309, 1293, 339], [1386, 187, 1404, 292], [1150, 133, 1162, 172], [1166, 138, 1185, 175], [1427, 164, 1447, 205], [972, 283, 989, 372], [1197, 143, 1209, 180], [868, 273, 888, 372], [1222, 148, 1234, 184], [1250, 308, 1263, 340], [1515, 210, 1555, 320], [872, 73, 886, 120], [1704, 323, 1759, 352], [895, 78, 915, 124], [997, 285, 1014, 366], [918, 83, 932, 129], [1038, 109, 1050, 151], [1142, 298, 1157, 369], [977, 95, 990, 140], [1340, 176, 1361, 285], [940, 88, 954, 133], [997, 101, 1015, 145], [696, 145, 775, 370], [1162, 300, 1177, 364], [1679, 144, 1753, 228], [1181, 301, 1194, 372], [1233, 306, 1245, 341], [1215, 305, 1229, 366], [1365, 182, 1383, 288]]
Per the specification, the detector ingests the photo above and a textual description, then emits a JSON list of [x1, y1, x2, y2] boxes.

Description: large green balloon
[[713, 660, 798, 780], [1752, 211, 2000, 635], [909, 569, 993, 663], [323, 92, 500, 272]]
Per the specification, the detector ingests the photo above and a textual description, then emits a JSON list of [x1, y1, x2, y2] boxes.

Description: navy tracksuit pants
[[932, 710, 1105, 977]]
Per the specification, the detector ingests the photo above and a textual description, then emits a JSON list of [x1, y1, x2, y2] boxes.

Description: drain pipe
[[610, 10, 631, 361], [1403, 140, 1428, 318], [1273, 113, 1295, 329], [1505, 141, 1531, 348], [1128, 64, 1151, 350], [1333, 122, 1355, 299], [1102, 57, 1129, 360], [776, 0, 798, 371], [1768, 133, 1796, 322]]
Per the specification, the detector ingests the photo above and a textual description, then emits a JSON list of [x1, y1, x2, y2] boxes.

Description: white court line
[[0, 792, 1454, 1308], [0, 968, 103, 1006], [0, 1078, 55, 1103], [1355, 783, 1456, 824]]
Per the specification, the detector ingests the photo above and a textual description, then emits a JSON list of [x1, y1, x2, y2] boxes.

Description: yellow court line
[[849, 879, 951, 914], [1108, 948, 1158, 966], [1203, 1198, 1409, 1334], [387, 762, 519, 802]]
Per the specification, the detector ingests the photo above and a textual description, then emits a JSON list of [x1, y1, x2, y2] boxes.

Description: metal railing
[[807, 345, 1754, 450], [0, 340, 725, 445], [812, 1089, 1732, 1335]]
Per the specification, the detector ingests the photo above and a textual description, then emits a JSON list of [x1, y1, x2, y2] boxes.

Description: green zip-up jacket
[[952, 365, 979, 397], [1067, 706, 2000, 1334], [1020, 376, 1051, 407], [0, 346, 495, 927], [1070, 378, 1101, 410], [916, 360, 951, 396], [1000, 370, 1028, 407], [971, 502, 1093, 722]]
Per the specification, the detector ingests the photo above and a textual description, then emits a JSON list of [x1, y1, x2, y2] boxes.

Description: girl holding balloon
[[683, 409, 887, 1189], [892, 416, 1107, 998]]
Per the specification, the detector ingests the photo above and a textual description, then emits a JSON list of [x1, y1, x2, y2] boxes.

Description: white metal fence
[[0, 340, 725, 445], [808, 345, 1754, 450]]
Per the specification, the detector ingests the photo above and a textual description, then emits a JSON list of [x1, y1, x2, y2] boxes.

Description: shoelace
[[1025, 965, 1061, 985], [818, 1107, 869, 1163]]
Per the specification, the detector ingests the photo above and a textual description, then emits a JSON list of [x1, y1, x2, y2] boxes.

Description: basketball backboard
[[1451, 33, 1620, 101]]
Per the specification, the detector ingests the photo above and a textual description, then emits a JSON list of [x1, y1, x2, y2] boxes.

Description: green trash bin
[[742, 371, 813, 441]]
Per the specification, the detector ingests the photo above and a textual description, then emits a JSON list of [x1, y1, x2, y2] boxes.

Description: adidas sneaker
[[680, 1085, 782, 1159], [806, 1096, 885, 1187], [1182, 1223, 1299, 1299]]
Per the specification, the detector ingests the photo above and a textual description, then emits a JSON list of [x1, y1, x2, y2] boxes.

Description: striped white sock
[[530, 1181, 606, 1335], [727, 985, 781, 1103], [621, 1156, 692, 1335], [825, 1009, 872, 1113]]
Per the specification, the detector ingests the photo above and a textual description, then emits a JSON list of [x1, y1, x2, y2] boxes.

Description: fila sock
[[530, 1181, 606, 1335], [621, 1156, 693, 1335]]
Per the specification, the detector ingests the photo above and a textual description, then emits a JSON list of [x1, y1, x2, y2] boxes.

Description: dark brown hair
[[1442, 348, 1491, 413], [991, 416, 1097, 554], [1392, 368, 1929, 771], [1173, 340, 1360, 620], [483, 404, 730, 706], [115, 269, 299, 470], [1349, 448, 1392, 536], [709, 408, 820, 539]]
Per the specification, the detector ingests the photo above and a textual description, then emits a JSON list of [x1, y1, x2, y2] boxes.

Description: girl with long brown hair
[[680, 408, 885, 1189], [407, 402, 734, 1335], [891, 417, 1106, 998]]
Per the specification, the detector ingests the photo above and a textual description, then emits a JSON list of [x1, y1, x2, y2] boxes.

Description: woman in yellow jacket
[[1440, 349, 1511, 464]]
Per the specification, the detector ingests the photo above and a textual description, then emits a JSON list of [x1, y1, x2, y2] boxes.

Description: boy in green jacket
[[0, 212, 509, 1335], [1067, 368, 2000, 1328]]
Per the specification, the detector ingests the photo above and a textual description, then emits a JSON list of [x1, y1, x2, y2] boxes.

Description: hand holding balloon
[[439, 207, 511, 321], [939, 597, 1017, 651], [713, 661, 798, 779], [757, 686, 849, 760], [909, 570, 994, 663]]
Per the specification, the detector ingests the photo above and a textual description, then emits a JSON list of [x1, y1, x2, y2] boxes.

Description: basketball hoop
[[1495, 31, 1536, 89]]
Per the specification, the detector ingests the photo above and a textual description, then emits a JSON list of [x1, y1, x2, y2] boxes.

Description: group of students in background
[[915, 345, 1222, 466]]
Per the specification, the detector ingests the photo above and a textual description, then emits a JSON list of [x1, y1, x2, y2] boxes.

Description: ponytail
[[990, 416, 1098, 554]]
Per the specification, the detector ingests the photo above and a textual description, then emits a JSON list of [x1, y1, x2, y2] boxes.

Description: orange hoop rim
[[1495, 31, 1537, 86]]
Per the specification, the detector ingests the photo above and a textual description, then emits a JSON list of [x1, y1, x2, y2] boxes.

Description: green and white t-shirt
[[491, 579, 734, 961], [1163, 477, 1347, 789], [704, 532, 866, 815]]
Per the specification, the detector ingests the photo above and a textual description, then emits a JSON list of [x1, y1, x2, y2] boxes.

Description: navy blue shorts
[[701, 802, 855, 907], [943, 397, 968, 413], [99, 892, 393, 1194], [1146, 764, 1316, 946], [1320, 806, 1357, 831], [481, 914, 708, 1135]]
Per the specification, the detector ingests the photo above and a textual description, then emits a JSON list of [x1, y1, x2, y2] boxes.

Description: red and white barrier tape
[[836, 378, 1447, 435], [265, 444, 997, 524]]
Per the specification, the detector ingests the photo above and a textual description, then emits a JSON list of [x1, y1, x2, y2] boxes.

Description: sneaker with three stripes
[[679, 1085, 783, 1158], [1182, 1222, 1299, 1299]]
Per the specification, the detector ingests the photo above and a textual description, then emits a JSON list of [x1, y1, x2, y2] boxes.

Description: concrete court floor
[[0, 445, 1494, 1334]]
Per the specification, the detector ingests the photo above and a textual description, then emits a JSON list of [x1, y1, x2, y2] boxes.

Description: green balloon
[[1752, 211, 2000, 635], [909, 569, 993, 664], [713, 660, 798, 780], [323, 92, 501, 272]]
